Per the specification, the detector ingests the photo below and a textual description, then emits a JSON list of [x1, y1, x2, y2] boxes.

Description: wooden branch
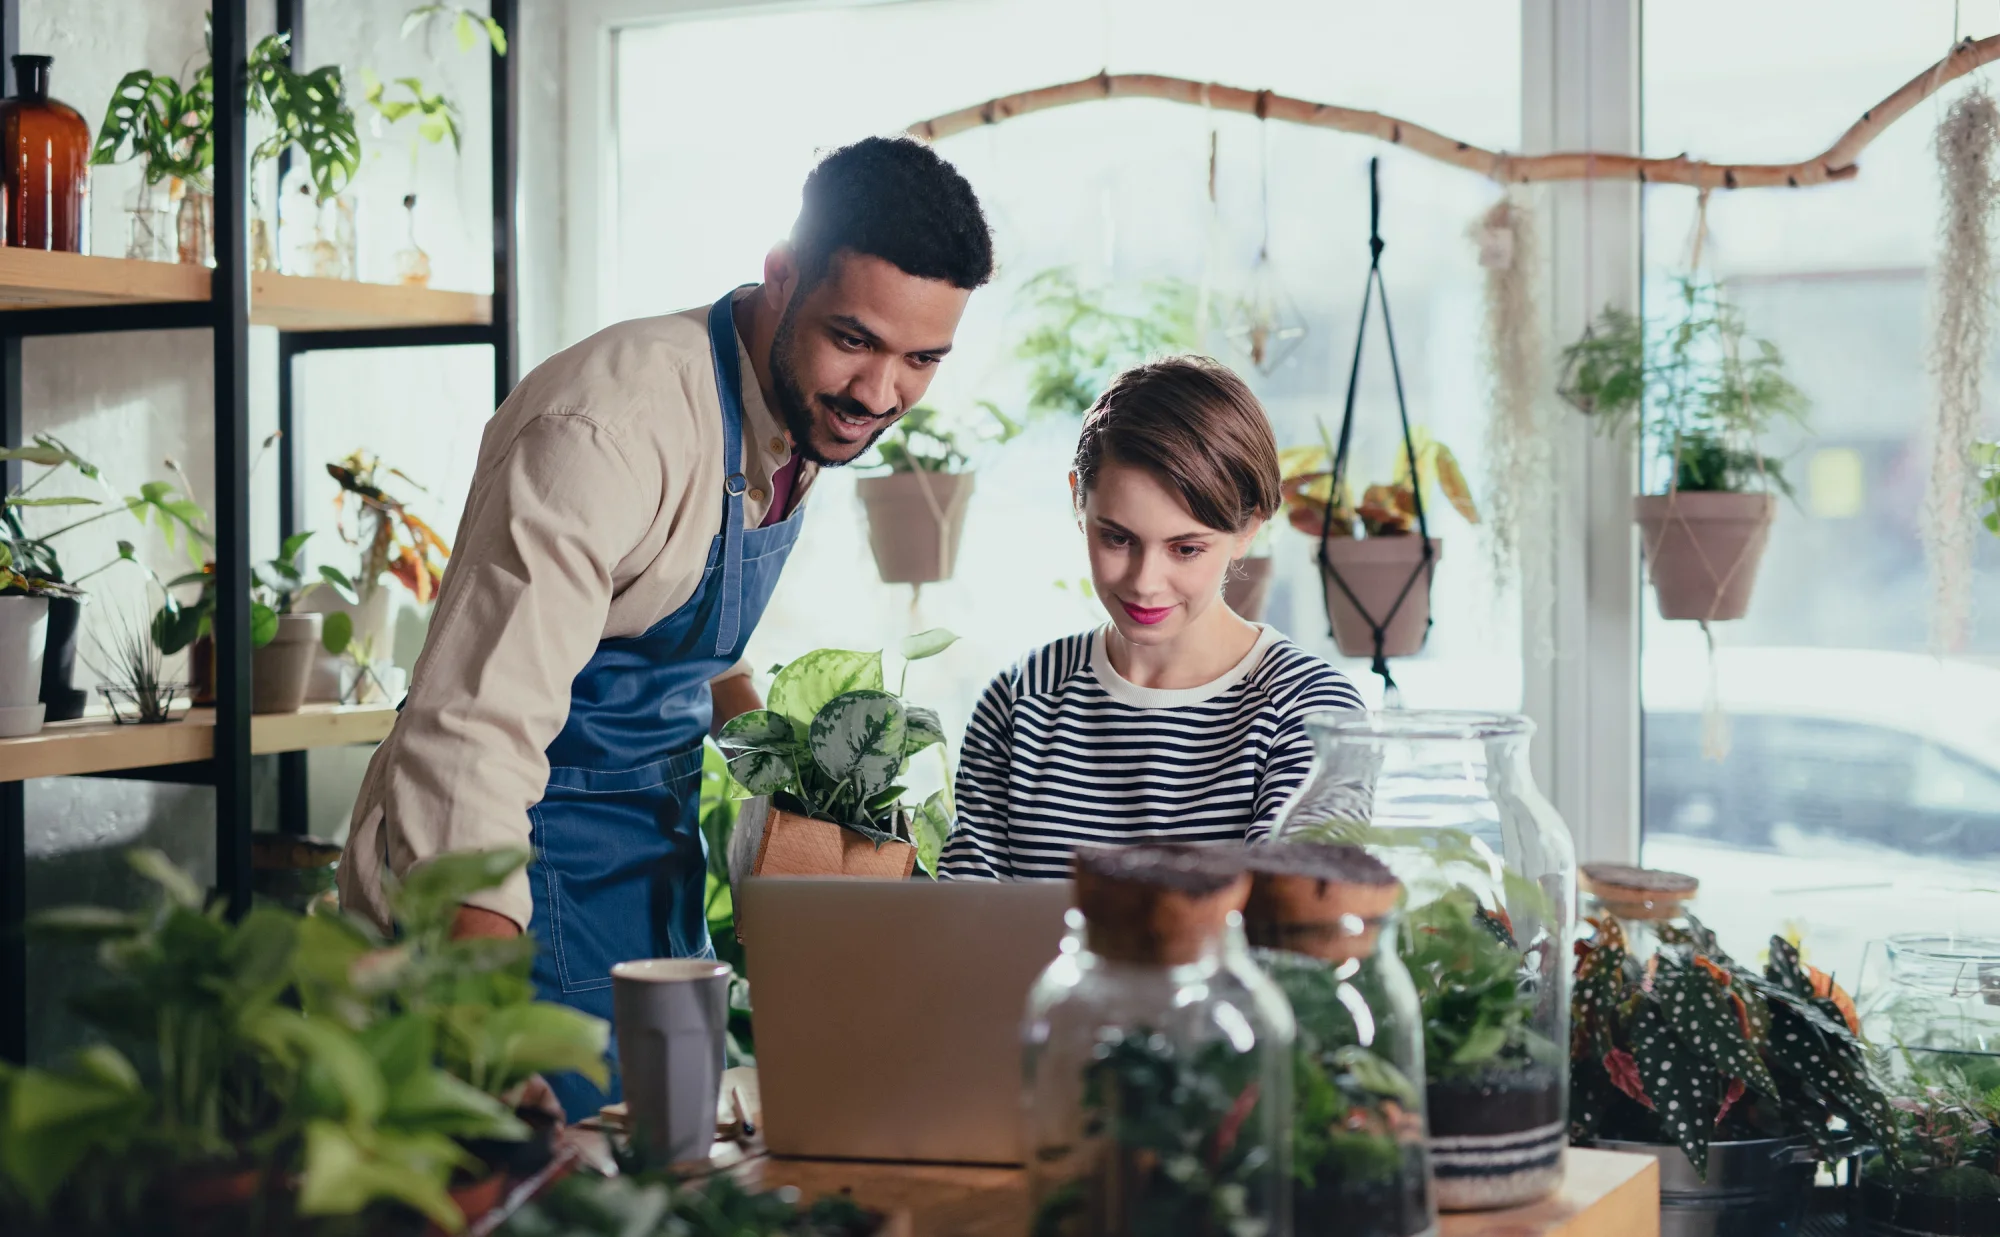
[[907, 35, 2000, 189]]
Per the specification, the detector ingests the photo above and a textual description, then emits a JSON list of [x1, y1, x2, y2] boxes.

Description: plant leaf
[[126, 848, 203, 909], [767, 649, 882, 733], [251, 601, 279, 648], [808, 690, 907, 800], [322, 610, 353, 655], [899, 628, 959, 662], [902, 705, 946, 756], [5, 496, 99, 508], [717, 710, 796, 796]]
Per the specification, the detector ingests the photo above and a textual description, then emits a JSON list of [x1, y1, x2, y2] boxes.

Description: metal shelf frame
[[0, 0, 521, 1063]]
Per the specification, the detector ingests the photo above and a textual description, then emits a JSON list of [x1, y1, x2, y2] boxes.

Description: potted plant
[[1570, 914, 1898, 1233], [153, 531, 357, 713], [304, 450, 451, 702], [0, 847, 575, 1236], [1279, 428, 1479, 659], [0, 437, 209, 721], [856, 404, 1018, 586], [499, 1161, 897, 1236], [1558, 276, 1808, 622], [717, 630, 959, 885], [1860, 1062, 2000, 1237]]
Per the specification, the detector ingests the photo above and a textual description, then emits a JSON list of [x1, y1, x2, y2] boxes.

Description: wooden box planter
[[752, 804, 917, 879], [1634, 492, 1775, 622], [1318, 536, 1440, 659], [856, 471, 974, 585]]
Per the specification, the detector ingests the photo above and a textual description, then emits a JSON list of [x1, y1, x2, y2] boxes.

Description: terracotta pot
[[1634, 491, 1775, 622], [190, 632, 216, 706], [1316, 537, 1440, 659], [744, 801, 917, 879], [252, 613, 323, 714], [434, 1171, 510, 1234], [1223, 556, 1274, 621], [856, 471, 974, 584]]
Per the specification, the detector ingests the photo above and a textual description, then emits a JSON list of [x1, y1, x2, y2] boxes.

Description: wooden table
[[723, 1146, 1659, 1237]]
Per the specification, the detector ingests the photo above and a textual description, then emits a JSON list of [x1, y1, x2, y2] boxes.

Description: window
[[1639, 0, 2000, 982], [611, 0, 1523, 775]]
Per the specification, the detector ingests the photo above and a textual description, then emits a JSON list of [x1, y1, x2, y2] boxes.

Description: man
[[336, 137, 993, 1117]]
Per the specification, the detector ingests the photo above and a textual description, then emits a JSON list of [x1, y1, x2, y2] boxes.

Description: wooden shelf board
[[251, 272, 491, 330], [0, 248, 209, 310], [0, 703, 397, 783]]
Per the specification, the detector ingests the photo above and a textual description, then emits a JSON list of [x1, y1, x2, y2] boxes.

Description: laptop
[[739, 877, 1073, 1165]]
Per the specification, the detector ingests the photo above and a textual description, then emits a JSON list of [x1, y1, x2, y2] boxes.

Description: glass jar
[[1578, 862, 1699, 962], [1858, 934, 2000, 1094], [0, 55, 90, 252], [1023, 845, 1295, 1237], [1245, 843, 1437, 1237], [1274, 710, 1575, 1211]]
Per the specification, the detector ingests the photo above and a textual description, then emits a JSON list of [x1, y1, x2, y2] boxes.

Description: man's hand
[[710, 673, 763, 738], [451, 905, 524, 940]]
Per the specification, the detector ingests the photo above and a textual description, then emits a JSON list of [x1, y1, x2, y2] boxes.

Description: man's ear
[[762, 247, 801, 315]]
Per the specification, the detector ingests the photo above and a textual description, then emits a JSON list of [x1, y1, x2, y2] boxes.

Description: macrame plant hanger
[[1318, 157, 1433, 705]]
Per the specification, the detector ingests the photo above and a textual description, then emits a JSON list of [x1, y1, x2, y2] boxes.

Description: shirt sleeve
[[939, 667, 1021, 881], [369, 411, 654, 929], [1248, 658, 1365, 843]]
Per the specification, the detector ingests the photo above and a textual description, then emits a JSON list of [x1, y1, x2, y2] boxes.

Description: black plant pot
[[39, 594, 86, 721], [1860, 1177, 2000, 1236]]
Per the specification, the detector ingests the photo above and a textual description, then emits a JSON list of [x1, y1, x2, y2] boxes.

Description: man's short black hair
[[790, 136, 994, 292]]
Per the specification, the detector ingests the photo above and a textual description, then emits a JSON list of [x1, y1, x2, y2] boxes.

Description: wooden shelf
[[251, 272, 491, 331], [0, 703, 397, 783], [0, 248, 209, 310], [0, 250, 491, 332]]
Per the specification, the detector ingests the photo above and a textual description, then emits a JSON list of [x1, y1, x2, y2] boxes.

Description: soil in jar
[[1294, 1140, 1436, 1237], [1426, 1064, 1564, 1139]]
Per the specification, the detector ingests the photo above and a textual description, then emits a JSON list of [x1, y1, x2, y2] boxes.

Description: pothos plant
[[1569, 914, 1897, 1177], [865, 402, 1022, 475], [1279, 425, 1480, 540], [717, 629, 959, 876], [1557, 276, 1809, 497]]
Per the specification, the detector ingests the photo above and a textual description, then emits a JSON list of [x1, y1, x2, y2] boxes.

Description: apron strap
[[706, 293, 752, 658]]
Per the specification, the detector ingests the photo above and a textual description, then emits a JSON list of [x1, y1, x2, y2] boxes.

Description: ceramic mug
[[610, 958, 731, 1165]]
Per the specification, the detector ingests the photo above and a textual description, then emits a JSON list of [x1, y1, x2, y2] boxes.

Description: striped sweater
[[939, 625, 1363, 880]]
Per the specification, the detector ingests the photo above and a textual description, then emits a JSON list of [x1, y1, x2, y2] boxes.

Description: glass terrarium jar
[[1023, 845, 1295, 1237], [1858, 935, 2000, 1093], [1274, 710, 1575, 1211], [1579, 862, 1699, 961], [1244, 843, 1437, 1237]]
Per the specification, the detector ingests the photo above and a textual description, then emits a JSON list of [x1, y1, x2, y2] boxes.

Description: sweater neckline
[[1089, 623, 1279, 709]]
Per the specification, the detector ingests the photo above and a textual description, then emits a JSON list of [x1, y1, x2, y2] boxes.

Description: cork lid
[[1242, 843, 1401, 960], [1581, 863, 1698, 922], [1072, 845, 1251, 966]]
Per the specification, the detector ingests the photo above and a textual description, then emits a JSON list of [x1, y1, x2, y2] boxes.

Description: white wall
[[22, 0, 543, 1062]]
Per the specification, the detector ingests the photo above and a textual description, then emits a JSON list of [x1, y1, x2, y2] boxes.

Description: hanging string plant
[[1222, 112, 1308, 375], [1926, 85, 2000, 654], [1471, 195, 1549, 590]]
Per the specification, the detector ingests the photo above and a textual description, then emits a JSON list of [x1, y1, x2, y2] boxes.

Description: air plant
[[327, 450, 451, 605], [87, 604, 180, 724]]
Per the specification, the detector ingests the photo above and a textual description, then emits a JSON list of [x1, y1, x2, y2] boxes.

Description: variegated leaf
[[914, 790, 952, 878], [1656, 958, 1777, 1098], [809, 690, 907, 799], [768, 649, 883, 732], [903, 705, 946, 755], [718, 708, 793, 753], [717, 709, 797, 795], [1572, 939, 1627, 1063], [1630, 1001, 1720, 1176], [898, 628, 959, 662]]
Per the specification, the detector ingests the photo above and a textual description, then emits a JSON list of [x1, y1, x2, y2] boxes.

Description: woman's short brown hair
[[1072, 356, 1281, 533]]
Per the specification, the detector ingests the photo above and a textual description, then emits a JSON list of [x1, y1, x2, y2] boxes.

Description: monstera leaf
[[717, 710, 797, 797], [808, 691, 907, 800], [768, 649, 882, 733]]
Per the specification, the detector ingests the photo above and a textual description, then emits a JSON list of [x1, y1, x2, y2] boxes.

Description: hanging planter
[[855, 404, 1016, 586], [1558, 275, 1808, 624], [1318, 535, 1442, 658]]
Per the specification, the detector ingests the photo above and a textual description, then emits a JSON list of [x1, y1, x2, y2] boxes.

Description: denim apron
[[528, 293, 803, 1119]]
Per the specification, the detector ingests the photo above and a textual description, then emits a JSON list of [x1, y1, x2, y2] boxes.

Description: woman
[[940, 356, 1362, 879]]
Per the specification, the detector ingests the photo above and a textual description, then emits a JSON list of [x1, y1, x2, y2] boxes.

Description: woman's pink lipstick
[[1120, 600, 1174, 626]]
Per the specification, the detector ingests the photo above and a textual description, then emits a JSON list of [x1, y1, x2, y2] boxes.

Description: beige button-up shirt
[[337, 291, 815, 932]]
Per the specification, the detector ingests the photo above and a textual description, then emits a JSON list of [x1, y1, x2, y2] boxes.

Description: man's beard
[[768, 308, 895, 467]]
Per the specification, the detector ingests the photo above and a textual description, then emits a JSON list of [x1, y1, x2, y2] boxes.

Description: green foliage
[[0, 848, 541, 1231], [696, 742, 756, 1067], [1862, 1049, 2000, 1202], [1569, 916, 1898, 1178], [403, 3, 509, 57], [1010, 267, 1200, 421], [153, 529, 355, 655], [1399, 890, 1545, 1082], [1976, 441, 2000, 537], [1030, 1030, 1282, 1237], [1558, 277, 1808, 495], [0, 437, 209, 596], [90, 63, 214, 185], [498, 1167, 880, 1237], [718, 634, 958, 873], [865, 402, 1022, 474]]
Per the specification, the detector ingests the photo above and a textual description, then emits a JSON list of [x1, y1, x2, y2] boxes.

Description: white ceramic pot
[[0, 595, 51, 712]]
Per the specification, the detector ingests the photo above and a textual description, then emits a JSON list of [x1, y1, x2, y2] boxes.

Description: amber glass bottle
[[0, 55, 91, 251]]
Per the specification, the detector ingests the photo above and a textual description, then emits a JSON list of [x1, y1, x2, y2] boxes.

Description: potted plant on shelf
[[153, 531, 357, 714], [1279, 427, 1479, 659], [1860, 1061, 2000, 1237], [1569, 914, 1898, 1232], [0, 846, 590, 1236], [856, 403, 1018, 586], [0, 437, 209, 721], [1557, 276, 1808, 622], [306, 450, 451, 703], [718, 630, 959, 886]]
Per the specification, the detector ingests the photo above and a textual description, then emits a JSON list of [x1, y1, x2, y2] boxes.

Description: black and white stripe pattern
[[939, 625, 1362, 880]]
